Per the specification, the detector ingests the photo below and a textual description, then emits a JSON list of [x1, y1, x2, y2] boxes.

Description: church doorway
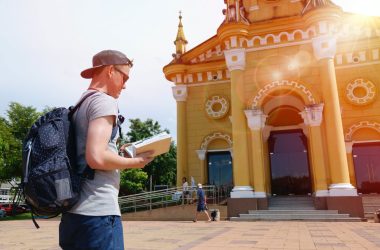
[[353, 142, 380, 194], [207, 151, 233, 197], [269, 130, 312, 195]]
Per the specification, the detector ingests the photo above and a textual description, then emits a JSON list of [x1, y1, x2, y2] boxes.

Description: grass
[[0, 212, 32, 221]]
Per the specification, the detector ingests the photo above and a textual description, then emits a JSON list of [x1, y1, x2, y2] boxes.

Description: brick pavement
[[0, 220, 380, 249]]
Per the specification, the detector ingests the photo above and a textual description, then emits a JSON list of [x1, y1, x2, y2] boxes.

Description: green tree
[[121, 118, 177, 192], [119, 169, 148, 195], [7, 102, 40, 141], [0, 118, 22, 181], [0, 103, 40, 181]]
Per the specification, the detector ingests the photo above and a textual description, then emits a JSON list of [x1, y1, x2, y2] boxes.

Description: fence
[[118, 185, 218, 213]]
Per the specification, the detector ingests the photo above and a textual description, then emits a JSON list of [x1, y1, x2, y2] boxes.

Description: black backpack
[[22, 92, 95, 228]]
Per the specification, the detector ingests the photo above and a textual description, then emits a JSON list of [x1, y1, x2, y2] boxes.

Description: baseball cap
[[80, 50, 133, 79]]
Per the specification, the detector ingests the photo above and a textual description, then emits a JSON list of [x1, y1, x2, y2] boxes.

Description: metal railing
[[118, 185, 217, 213]]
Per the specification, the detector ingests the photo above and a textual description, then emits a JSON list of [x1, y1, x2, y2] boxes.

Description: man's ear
[[107, 65, 114, 78]]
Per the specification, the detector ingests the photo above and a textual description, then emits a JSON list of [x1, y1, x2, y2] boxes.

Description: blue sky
[[0, 0, 378, 139]]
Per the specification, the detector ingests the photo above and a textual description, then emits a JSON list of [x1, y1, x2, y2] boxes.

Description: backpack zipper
[[24, 140, 33, 183]]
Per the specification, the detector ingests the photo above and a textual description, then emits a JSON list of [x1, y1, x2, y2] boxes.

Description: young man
[[59, 50, 154, 250], [193, 183, 211, 222]]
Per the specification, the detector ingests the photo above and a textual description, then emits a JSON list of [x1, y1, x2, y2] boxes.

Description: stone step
[[269, 199, 313, 203], [248, 210, 339, 214], [230, 216, 363, 222], [268, 207, 316, 211], [239, 213, 351, 219], [269, 197, 313, 201]]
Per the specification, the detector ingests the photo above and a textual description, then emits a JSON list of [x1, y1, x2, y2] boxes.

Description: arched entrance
[[269, 129, 312, 195], [353, 142, 380, 194]]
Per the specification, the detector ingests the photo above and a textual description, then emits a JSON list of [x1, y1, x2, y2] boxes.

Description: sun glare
[[334, 0, 380, 17]]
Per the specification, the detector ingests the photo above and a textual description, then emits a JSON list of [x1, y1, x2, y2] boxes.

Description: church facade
[[163, 0, 380, 217]]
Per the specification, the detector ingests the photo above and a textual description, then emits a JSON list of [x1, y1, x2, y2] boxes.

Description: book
[[124, 132, 172, 158]]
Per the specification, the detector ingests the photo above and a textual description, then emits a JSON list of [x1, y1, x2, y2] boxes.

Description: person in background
[[59, 50, 155, 250], [182, 177, 189, 204], [193, 183, 211, 222]]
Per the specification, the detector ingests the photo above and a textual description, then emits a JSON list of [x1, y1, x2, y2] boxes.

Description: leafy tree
[[0, 118, 22, 181], [120, 118, 177, 193], [7, 102, 40, 141], [0, 103, 40, 181], [119, 169, 148, 195]]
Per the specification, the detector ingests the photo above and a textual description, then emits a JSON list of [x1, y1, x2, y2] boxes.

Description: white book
[[124, 132, 172, 158]]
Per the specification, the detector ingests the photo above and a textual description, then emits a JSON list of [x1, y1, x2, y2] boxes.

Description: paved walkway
[[0, 220, 380, 249]]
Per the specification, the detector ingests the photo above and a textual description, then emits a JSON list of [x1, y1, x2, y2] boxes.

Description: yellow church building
[[163, 0, 380, 218]]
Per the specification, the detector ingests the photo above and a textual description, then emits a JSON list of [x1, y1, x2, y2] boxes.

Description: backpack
[[22, 92, 96, 228]]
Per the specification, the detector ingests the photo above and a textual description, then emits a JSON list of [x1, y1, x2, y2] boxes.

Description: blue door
[[207, 152, 233, 194]]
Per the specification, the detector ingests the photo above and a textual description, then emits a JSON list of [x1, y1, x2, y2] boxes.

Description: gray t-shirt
[[69, 90, 121, 216]]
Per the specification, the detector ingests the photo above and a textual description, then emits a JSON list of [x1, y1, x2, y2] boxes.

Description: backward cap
[[80, 50, 133, 79]]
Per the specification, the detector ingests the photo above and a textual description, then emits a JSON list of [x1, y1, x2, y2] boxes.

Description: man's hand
[[134, 150, 155, 168]]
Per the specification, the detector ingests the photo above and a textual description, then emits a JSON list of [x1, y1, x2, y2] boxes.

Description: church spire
[[302, 0, 339, 15], [174, 11, 188, 56]]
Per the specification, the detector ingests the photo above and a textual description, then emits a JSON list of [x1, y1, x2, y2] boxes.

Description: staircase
[[361, 194, 380, 220], [230, 196, 362, 222]]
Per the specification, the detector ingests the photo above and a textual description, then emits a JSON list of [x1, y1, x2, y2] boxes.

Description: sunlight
[[334, 0, 380, 16]]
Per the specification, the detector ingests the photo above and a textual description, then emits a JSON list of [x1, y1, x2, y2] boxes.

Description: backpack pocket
[[26, 154, 80, 215]]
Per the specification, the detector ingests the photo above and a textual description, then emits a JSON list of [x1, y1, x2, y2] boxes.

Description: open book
[[124, 132, 172, 158]]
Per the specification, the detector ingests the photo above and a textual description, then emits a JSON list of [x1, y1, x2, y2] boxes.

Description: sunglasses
[[114, 67, 130, 82]]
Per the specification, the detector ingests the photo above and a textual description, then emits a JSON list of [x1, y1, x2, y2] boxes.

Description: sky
[[0, 0, 379, 140]]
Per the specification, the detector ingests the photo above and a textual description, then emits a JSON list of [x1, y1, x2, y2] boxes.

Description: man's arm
[[85, 115, 154, 170]]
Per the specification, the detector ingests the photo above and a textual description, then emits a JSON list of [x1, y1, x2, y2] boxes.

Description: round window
[[205, 96, 230, 119], [346, 79, 377, 106]]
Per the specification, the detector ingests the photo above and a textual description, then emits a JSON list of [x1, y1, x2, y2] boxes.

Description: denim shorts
[[59, 213, 124, 250]]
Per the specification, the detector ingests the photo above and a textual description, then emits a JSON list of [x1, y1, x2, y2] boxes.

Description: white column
[[245, 109, 268, 198], [225, 48, 254, 198]]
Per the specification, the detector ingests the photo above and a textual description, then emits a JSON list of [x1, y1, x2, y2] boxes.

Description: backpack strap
[[69, 91, 98, 117]]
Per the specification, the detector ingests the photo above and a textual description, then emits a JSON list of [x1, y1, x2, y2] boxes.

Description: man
[[59, 50, 154, 250], [193, 183, 211, 222], [182, 177, 189, 204]]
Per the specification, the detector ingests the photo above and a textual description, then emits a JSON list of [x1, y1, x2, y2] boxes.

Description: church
[[163, 0, 380, 218]]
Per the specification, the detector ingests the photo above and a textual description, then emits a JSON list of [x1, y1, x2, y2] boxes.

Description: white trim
[[271, 125, 303, 131], [252, 192, 267, 198], [329, 183, 358, 197], [206, 148, 231, 153], [314, 190, 329, 197], [336, 61, 380, 69], [246, 40, 311, 52], [352, 140, 380, 144], [186, 80, 230, 88], [230, 186, 255, 198]]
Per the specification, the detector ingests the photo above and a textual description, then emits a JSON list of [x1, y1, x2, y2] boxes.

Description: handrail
[[118, 185, 218, 213]]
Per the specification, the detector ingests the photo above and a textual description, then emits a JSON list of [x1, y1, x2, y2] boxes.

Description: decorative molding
[[244, 109, 267, 131], [345, 121, 380, 141], [187, 21, 380, 65], [200, 132, 233, 150], [205, 95, 230, 119], [251, 80, 316, 108], [345, 141, 354, 154], [346, 79, 377, 106], [196, 150, 206, 161], [224, 48, 246, 71], [171, 85, 188, 102], [300, 104, 324, 127], [312, 35, 337, 60]]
